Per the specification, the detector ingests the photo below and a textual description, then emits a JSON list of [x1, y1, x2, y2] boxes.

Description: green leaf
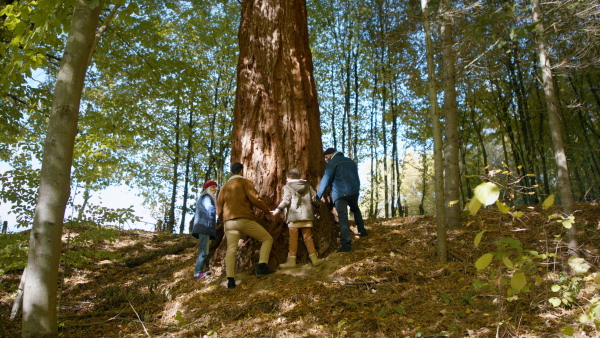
[[541, 194, 555, 209], [510, 272, 526, 291], [474, 230, 486, 248], [495, 200, 510, 214], [474, 182, 500, 206], [551, 285, 561, 292], [512, 211, 524, 218], [87, 0, 101, 9], [502, 256, 514, 269], [560, 326, 574, 336], [175, 310, 186, 325], [475, 253, 494, 270], [469, 198, 482, 216], [395, 305, 404, 315], [535, 275, 543, 286], [568, 256, 591, 274]]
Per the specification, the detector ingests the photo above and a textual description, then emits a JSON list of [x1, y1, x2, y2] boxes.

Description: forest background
[[1, 1, 599, 242], [1, 0, 600, 336]]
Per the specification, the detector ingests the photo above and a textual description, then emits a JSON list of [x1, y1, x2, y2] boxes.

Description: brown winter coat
[[217, 175, 271, 222], [276, 180, 320, 223]]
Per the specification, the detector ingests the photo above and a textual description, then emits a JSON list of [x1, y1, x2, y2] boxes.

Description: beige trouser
[[288, 222, 317, 257], [224, 218, 273, 278]]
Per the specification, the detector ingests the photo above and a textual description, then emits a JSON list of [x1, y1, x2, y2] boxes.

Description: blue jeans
[[335, 194, 366, 248], [194, 233, 210, 274]]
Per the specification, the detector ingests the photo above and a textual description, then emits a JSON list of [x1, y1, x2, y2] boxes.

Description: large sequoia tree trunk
[[211, 0, 337, 271]]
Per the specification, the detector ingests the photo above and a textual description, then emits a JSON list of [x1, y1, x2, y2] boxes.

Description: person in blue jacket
[[192, 180, 218, 279], [316, 148, 368, 252]]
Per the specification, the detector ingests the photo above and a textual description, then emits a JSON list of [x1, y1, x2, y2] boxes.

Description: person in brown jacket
[[271, 168, 325, 268], [217, 162, 275, 289]]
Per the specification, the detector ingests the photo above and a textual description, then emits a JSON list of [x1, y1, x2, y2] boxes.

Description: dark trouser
[[335, 194, 366, 248], [194, 233, 210, 274]]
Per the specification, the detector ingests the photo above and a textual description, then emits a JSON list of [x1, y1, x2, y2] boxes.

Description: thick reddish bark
[[211, 0, 337, 271]]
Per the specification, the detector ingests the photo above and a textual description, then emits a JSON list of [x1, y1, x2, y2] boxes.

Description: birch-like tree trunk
[[531, 0, 577, 252], [22, 1, 102, 336], [421, 0, 447, 263]]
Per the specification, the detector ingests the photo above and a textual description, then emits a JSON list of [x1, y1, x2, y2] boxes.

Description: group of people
[[191, 148, 368, 289]]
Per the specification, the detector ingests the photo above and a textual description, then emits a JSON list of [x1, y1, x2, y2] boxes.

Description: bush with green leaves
[[0, 231, 29, 276], [469, 180, 600, 336]]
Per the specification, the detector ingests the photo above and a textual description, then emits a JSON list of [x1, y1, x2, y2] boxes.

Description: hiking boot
[[359, 232, 369, 238], [227, 277, 236, 289], [255, 263, 276, 277], [309, 253, 325, 266], [336, 246, 351, 253], [279, 256, 296, 269]]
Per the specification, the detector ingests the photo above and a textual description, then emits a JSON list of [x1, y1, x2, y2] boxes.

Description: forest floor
[[2, 203, 600, 337]]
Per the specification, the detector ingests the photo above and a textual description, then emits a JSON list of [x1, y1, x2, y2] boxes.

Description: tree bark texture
[[21, 1, 101, 337], [441, 7, 461, 228], [421, 0, 447, 263], [531, 0, 577, 251], [212, 0, 337, 270]]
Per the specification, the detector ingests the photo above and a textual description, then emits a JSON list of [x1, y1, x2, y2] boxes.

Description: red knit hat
[[203, 180, 217, 191]]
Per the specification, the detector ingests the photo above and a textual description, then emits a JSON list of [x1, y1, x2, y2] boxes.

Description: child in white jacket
[[271, 168, 325, 268]]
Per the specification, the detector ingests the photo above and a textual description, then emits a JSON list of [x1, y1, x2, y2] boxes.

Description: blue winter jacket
[[316, 152, 361, 202], [192, 192, 216, 239]]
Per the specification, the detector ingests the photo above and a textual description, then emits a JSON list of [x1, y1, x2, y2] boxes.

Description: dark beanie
[[230, 162, 244, 174], [323, 148, 336, 156]]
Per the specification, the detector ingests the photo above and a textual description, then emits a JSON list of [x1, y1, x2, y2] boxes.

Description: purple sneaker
[[194, 272, 207, 280]]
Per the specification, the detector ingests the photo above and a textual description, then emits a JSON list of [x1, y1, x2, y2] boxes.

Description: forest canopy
[[1, 0, 599, 230]]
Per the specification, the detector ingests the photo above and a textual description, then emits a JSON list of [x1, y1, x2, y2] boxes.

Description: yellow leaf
[[475, 253, 494, 270], [542, 195, 555, 209], [512, 211, 524, 218], [474, 230, 486, 248], [495, 200, 510, 214], [594, 274, 600, 284], [511, 272, 526, 291], [549, 297, 561, 307], [502, 256, 514, 269], [448, 200, 460, 207], [474, 182, 500, 206], [469, 198, 482, 216], [568, 256, 591, 274]]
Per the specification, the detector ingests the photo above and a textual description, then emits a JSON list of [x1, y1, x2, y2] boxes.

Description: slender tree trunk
[[391, 88, 398, 217], [77, 183, 91, 220], [532, 0, 577, 252], [419, 147, 428, 216], [441, 4, 460, 228], [22, 2, 101, 336], [369, 75, 378, 218], [421, 0, 447, 263], [330, 67, 338, 149], [343, 40, 352, 157], [167, 106, 181, 233], [213, 0, 337, 270], [179, 108, 194, 234], [353, 55, 359, 159]]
